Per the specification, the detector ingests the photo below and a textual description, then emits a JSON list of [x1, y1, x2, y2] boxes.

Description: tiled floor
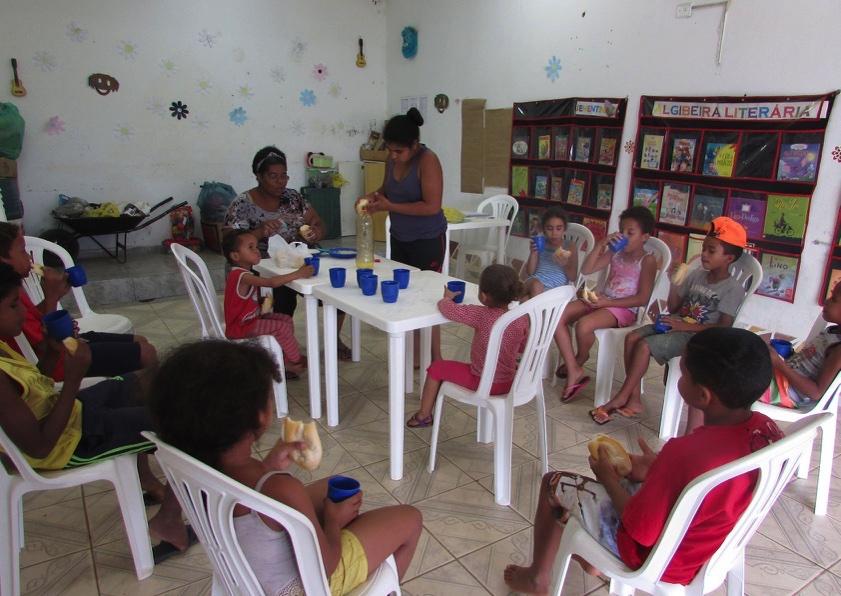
[[16, 294, 841, 595]]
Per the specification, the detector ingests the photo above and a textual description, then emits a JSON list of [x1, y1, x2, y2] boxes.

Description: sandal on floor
[[406, 413, 434, 428], [561, 376, 591, 403], [337, 341, 353, 361], [615, 406, 643, 419], [589, 406, 614, 425], [153, 525, 199, 565]]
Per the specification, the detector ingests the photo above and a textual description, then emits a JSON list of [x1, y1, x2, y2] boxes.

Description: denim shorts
[[636, 324, 693, 365]]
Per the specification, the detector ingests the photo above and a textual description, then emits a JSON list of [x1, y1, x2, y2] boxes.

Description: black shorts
[[390, 234, 447, 272], [80, 331, 143, 377], [272, 285, 300, 316], [67, 374, 154, 467]]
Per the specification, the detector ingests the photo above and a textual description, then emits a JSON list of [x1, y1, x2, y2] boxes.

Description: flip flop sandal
[[153, 525, 199, 565], [615, 406, 643, 419], [406, 413, 434, 428], [589, 406, 613, 425], [561, 376, 591, 403]]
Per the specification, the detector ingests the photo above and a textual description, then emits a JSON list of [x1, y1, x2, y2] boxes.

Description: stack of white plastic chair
[[453, 194, 518, 279]]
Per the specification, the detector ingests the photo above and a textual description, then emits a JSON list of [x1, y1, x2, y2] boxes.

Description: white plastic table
[[255, 255, 416, 420], [445, 216, 509, 276], [313, 270, 479, 480]]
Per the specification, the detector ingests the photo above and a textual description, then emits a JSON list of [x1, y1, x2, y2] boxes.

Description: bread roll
[[588, 434, 632, 476], [299, 224, 312, 238], [555, 247, 572, 259], [261, 294, 274, 315], [356, 198, 369, 215], [283, 417, 323, 471], [671, 262, 689, 285], [62, 337, 78, 355]]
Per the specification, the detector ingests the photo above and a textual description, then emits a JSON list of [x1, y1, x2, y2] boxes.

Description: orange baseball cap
[[708, 216, 747, 248]]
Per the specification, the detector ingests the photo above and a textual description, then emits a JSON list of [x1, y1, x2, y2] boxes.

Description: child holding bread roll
[[504, 328, 783, 593], [524, 207, 578, 298], [149, 340, 422, 595]]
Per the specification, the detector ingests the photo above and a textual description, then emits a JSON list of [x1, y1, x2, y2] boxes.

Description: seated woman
[[225, 146, 352, 359]]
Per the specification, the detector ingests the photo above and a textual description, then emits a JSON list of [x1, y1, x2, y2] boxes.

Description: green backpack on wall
[[0, 102, 25, 160]]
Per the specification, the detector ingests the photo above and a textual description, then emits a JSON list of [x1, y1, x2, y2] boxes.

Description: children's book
[[566, 178, 585, 205], [550, 176, 564, 201], [640, 134, 664, 170], [596, 183, 613, 210], [538, 135, 552, 160], [826, 265, 841, 301], [657, 230, 688, 266], [735, 133, 776, 178], [686, 233, 705, 262], [726, 195, 766, 239], [574, 135, 592, 162], [689, 193, 725, 229], [777, 143, 820, 182], [511, 166, 529, 197], [632, 186, 660, 218], [554, 133, 570, 160], [511, 207, 527, 236], [702, 143, 736, 177], [511, 129, 530, 158], [528, 212, 543, 237], [583, 217, 607, 241], [763, 194, 809, 242], [757, 253, 799, 302], [598, 137, 617, 166], [658, 184, 690, 225], [669, 137, 696, 172], [534, 175, 548, 199]]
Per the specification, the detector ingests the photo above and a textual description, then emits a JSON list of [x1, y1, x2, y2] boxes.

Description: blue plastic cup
[[653, 315, 672, 334], [770, 338, 794, 359], [447, 280, 466, 303], [65, 265, 87, 287], [329, 267, 346, 288], [393, 268, 410, 289], [356, 268, 373, 286], [327, 476, 361, 502], [532, 235, 546, 252], [304, 256, 320, 276], [360, 274, 378, 296], [381, 280, 399, 303], [609, 235, 629, 253], [43, 309, 74, 340]]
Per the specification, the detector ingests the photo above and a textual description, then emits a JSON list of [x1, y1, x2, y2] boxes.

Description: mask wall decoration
[[401, 26, 418, 59], [88, 73, 119, 95], [434, 94, 449, 113]]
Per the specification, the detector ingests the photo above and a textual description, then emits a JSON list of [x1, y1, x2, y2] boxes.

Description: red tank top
[[224, 267, 260, 339]]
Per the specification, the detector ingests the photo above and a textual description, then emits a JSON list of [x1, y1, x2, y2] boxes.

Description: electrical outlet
[[676, 3, 693, 17]]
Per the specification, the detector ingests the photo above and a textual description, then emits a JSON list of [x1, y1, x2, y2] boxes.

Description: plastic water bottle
[[356, 209, 374, 269]]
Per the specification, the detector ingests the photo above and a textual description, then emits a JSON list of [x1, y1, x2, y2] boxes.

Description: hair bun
[[406, 107, 424, 127]]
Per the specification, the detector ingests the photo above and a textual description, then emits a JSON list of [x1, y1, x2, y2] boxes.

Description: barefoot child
[[591, 217, 747, 425], [504, 327, 783, 593], [223, 230, 312, 374], [406, 264, 528, 428], [149, 340, 423, 594], [555, 207, 658, 403], [524, 207, 578, 298]]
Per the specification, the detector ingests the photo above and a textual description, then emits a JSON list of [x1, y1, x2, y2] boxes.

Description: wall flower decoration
[[198, 29, 220, 48], [169, 101, 189, 120], [299, 89, 316, 107], [45, 116, 65, 135], [66, 22, 88, 43], [544, 55, 561, 81], [196, 78, 212, 95], [113, 123, 135, 140], [229, 107, 247, 126], [33, 51, 57, 72], [237, 85, 254, 99], [328, 82, 342, 98], [312, 63, 328, 81], [290, 120, 305, 136], [117, 40, 139, 60], [624, 140, 635, 154], [270, 67, 286, 84], [159, 58, 178, 76], [832, 146, 841, 163], [291, 38, 307, 62], [401, 26, 418, 59]]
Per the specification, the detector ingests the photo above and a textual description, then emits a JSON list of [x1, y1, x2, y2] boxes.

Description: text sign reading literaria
[[652, 100, 829, 121]]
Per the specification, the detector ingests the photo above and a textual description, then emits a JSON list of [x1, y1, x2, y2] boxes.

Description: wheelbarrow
[[53, 197, 188, 263]]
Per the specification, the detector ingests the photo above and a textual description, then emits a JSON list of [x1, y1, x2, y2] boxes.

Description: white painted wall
[[385, 0, 841, 335], [0, 0, 387, 248]]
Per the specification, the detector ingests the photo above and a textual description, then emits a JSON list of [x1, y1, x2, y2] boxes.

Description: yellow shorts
[[329, 529, 369, 596]]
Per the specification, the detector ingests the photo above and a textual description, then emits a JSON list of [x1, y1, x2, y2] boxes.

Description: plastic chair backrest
[[24, 236, 92, 317], [474, 286, 575, 407], [677, 252, 761, 325], [170, 243, 225, 338], [13, 332, 38, 363], [385, 215, 391, 259], [563, 223, 594, 287], [143, 432, 333, 596], [639, 237, 672, 324], [636, 412, 827, 589], [476, 194, 518, 252], [0, 409, 58, 486]]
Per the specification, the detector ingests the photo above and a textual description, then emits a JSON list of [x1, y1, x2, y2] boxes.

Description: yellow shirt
[[0, 340, 82, 469]]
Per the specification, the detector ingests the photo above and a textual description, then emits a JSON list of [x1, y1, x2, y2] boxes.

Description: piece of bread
[[299, 224, 312, 237], [283, 417, 323, 471], [555, 247, 572, 259], [62, 337, 78, 355], [671, 262, 689, 285], [579, 286, 599, 304], [31, 263, 44, 276], [588, 434, 632, 476], [261, 294, 274, 315], [356, 198, 369, 215], [682, 316, 697, 324]]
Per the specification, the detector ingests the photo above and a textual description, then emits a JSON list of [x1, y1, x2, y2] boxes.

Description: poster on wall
[[757, 252, 800, 302]]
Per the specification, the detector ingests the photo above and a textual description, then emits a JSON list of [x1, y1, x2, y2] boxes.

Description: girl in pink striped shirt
[[407, 265, 528, 428]]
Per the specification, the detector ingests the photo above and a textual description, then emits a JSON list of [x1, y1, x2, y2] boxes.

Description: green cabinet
[[301, 187, 341, 240]]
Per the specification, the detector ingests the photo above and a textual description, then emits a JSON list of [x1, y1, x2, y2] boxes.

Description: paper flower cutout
[[146, 97, 167, 118], [290, 119, 305, 136], [290, 38, 307, 62], [229, 107, 247, 126], [312, 63, 328, 81], [833, 146, 841, 163], [45, 116, 65, 135], [328, 82, 342, 98], [299, 89, 316, 107], [270, 67, 287, 84], [544, 56, 561, 81], [196, 78, 212, 95], [169, 101, 189, 120], [113, 123, 135, 140], [66, 22, 88, 43], [624, 140, 635, 154], [159, 59, 178, 76], [117, 40, 139, 60], [33, 51, 57, 72], [237, 85, 254, 99], [198, 29, 220, 48]]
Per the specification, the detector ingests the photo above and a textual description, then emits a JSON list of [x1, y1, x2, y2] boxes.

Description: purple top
[[384, 145, 447, 242]]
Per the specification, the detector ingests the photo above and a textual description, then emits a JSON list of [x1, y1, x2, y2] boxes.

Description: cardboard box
[[0, 158, 17, 178], [359, 149, 388, 161]]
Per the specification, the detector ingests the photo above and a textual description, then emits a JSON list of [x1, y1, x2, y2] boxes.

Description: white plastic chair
[[658, 253, 764, 440], [427, 285, 576, 506], [143, 432, 401, 596], [551, 412, 829, 596], [24, 236, 133, 335], [12, 332, 106, 390], [453, 195, 519, 278], [591, 237, 672, 402], [169, 244, 288, 417], [1, 425, 153, 596]]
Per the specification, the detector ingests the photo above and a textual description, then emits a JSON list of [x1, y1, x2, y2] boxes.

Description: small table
[[445, 216, 510, 277], [313, 270, 479, 480]]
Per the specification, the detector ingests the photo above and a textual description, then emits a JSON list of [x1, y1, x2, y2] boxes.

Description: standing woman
[[362, 108, 447, 359]]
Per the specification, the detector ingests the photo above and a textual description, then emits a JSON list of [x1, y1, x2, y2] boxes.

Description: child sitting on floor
[[524, 207, 578, 298], [223, 230, 312, 374], [149, 340, 423, 595], [591, 216, 747, 425], [406, 264, 528, 428], [555, 206, 658, 403], [504, 327, 783, 593]]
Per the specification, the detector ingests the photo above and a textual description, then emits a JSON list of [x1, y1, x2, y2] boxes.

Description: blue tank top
[[384, 145, 448, 242]]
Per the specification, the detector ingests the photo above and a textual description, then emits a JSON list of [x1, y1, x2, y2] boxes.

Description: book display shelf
[[508, 97, 628, 242], [631, 93, 837, 303], [820, 208, 841, 305]]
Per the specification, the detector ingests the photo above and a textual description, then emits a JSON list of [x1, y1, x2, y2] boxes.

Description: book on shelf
[[726, 195, 766, 239], [512, 130, 530, 158], [736, 133, 776, 178], [596, 183, 613, 210], [657, 230, 688, 266], [686, 233, 705, 262], [702, 142, 736, 177], [777, 143, 820, 182], [598, 137, 617, 166], [763, 194, 809, 242], [550, 176, 564, 201], [537, 135, 552, 160], [826, 264, 841, 301], [689, 193, 725, 229], [511, 208, 527, 236], [574, 135, 592, 162], [566, 178, 585, 205], [670, 138, 696, 172], [511, 166, 529, 197], [583, 217, 607, 241], [640, 134, 664, 169], [632, 186, 660, 218], [528, 212, 543, 237], [658, 184, 690, 226], [757, 253, 799, 302], [554, 133, 570, 160], [534, 175, 549, 199]]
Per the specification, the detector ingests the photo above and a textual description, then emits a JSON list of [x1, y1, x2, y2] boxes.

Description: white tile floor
[[16, 293, 841, 595]]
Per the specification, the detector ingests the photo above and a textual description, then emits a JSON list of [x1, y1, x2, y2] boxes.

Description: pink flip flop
[[561, 376, 591, 403]]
